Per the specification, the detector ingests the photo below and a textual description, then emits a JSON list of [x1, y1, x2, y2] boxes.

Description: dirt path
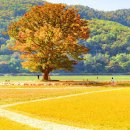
[[0, 88, 124, 130], [0, 109, 87, 130]]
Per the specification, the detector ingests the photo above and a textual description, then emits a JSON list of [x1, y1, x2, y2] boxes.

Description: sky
[[45, 0, 130, 11]]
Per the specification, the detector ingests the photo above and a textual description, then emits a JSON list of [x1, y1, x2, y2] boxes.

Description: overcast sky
[[45, 0, 130, 11]]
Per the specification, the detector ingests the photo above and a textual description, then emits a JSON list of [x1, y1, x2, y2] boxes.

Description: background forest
[[0, 0, 130, 74]]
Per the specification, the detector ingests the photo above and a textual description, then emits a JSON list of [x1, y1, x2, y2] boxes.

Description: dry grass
[[0, 117, 39, 130], [0, 80, 129, 89], [7, 87, 130, 129]]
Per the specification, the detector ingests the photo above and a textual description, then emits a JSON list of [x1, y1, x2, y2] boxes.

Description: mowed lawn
[[0, 117, 39, 130], [7, 87, 130, 129], [0, 75, 129, 81], [52, 75, 130, 81]]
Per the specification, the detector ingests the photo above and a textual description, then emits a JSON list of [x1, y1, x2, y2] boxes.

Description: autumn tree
[[8, 3, 89, 80]]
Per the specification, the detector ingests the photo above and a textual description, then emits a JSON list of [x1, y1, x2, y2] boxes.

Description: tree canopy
[[7, 3, 89, 80]]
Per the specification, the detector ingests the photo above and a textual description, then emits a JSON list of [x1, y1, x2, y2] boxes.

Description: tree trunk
[[43, 69, 50, 81]]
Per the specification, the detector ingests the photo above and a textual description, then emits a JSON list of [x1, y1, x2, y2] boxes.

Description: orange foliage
[[8, 3, 89, 80]]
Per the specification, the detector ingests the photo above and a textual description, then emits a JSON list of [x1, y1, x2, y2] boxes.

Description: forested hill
[[0, 0, 130, 73], [86, 20, 130, 56], [75, 5, 130, 27], [77, 19, 130, 73]]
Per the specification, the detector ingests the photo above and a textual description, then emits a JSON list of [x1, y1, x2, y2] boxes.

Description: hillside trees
[[75, 5, 130, 27], [85, 20, 130, 56], [80, 19, 130, 73], [8, 3, 89, 80]]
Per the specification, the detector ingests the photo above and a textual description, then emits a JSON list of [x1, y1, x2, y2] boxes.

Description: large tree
[[8, 3, 89, 80]]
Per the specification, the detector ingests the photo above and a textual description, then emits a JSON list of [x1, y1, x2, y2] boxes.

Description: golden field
[[0, 87, 111, 105], [7, 87, 130, 129], [0, 117, 39, 130], [0, 86, 114, 130]]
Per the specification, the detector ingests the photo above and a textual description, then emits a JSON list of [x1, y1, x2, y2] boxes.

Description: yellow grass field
[[7, 87, 130, 129], [0, 87, 111, 105], [0, 117, 39, 130], [0, 86, 115, 130]]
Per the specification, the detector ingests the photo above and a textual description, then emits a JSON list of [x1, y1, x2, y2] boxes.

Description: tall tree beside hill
[[8, 3, 89, 80]]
